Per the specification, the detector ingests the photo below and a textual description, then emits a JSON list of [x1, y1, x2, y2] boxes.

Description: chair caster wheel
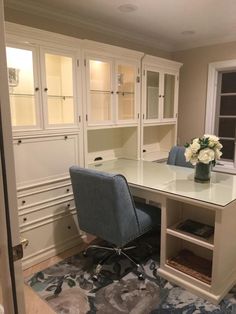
[[92, 274, 98, 281], [138, 273, 144, 280]]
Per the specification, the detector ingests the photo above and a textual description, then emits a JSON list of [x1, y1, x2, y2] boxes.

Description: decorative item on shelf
[[184, 134, 223, 183]]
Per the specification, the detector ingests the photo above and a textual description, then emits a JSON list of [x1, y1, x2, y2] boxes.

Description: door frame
[[0, 0, 26, 312]]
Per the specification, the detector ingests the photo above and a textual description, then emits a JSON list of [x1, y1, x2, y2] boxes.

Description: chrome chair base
[[83, 244, 145, 280]]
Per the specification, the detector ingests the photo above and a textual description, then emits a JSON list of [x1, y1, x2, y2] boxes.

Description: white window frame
[[205, 59, 236, 173]]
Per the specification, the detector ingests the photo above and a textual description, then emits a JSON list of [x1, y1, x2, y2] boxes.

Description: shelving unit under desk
[[89, 158, 236, 304]]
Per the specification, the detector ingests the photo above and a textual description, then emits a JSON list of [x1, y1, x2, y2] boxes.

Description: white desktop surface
[[89, 158, 236, 207]]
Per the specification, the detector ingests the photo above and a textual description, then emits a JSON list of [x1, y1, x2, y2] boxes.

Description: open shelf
[[142, 124, 176, 161], [167, 221, 214, 250], [166, 234, 213, 285], [87, 126, 138, 164]]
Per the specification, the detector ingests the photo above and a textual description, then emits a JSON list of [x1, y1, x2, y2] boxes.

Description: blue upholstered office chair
[[69, 166, 161, 279], [167, 146, 194, 168]]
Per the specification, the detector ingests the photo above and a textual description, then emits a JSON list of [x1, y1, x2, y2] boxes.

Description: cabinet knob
[[18, 140, 22, 145], [35, 87, 39, 91], [44, 88, 48, 92], [66, 188, 70, 192], [111, 91, 114, 94], [23, 217, 27, 222], [22, 200, 26, 205]]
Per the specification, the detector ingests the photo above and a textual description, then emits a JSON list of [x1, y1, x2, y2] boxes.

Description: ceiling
[[4, 0, 236, 52]]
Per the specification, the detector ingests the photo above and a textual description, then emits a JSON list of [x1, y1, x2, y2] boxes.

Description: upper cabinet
[[142, 55, 182, 124], [6, 42, 80, 131], [84, 47, 141, 127]]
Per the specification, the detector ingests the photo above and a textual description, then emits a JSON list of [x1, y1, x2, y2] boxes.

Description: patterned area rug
[[26, 232, 236, 314]]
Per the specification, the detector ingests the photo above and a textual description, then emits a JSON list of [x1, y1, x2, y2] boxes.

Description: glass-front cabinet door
[[6, 45, 40, 129], [86, 57, 113, 125], [116, 62, 136, 122], [163, 73, 176, 120], [42, 50, 76, 127], [145, 70, 160, 121], [143, 66, 177, 123]]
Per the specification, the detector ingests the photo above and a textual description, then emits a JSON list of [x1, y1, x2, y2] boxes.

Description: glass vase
[[194, 162, 212, 183]]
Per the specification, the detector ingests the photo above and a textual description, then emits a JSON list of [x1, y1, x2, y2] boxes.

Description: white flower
[[203, 134, 219, 148], [190, 141, 200, 153], [215, 148, 222, 160], [215, 142, 223, 150], [198, 148, 215, 164], [184, 147, 193, 162]]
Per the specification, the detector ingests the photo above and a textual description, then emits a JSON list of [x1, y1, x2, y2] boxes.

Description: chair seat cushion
[[135, 202, 161, 235]]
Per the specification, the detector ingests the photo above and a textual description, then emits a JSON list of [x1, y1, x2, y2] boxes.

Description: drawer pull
[[67, 226, 71, 230], [23, 217, 27, 222], [67, 204, 71, 208], [66, 188, 70, 192], [22, 200, 26, 205]]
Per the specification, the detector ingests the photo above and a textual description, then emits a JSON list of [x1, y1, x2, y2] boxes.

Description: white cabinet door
[[6, 44, 42, 130], [41, 48, 78, 128], [6, 43, 80, 131], [85, 54, 140, 127], [143, 66, 178, 123], [85, 55, 114, 126], [115, 60, 139, 124]]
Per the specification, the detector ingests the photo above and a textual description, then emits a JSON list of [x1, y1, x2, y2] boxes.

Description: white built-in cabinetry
[[5, 23, 181, 268], [141, 55, 182, 162], [83, 41, 143, 165]]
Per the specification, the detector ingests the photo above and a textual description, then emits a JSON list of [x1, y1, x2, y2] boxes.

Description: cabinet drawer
[[19, 199, 75, 226], [18, 183, 73, 209], [21, 213, 80, 261]]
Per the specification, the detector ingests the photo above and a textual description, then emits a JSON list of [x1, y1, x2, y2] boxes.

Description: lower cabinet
[[13, 132, 83, 269], [21, 212, 81, 269]]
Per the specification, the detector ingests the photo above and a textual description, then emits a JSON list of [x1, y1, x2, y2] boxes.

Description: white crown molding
[[4, 0, 174, 52]]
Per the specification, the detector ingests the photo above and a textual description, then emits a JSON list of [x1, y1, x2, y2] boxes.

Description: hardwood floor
[[23, 234, 95, 314]]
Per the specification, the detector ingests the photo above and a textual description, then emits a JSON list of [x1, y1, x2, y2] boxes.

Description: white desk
[[89, 158, 236, 304]]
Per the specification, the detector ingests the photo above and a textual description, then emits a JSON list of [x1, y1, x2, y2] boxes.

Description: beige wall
[[4, 7, 171, 59], [173, 41, 236, 145]]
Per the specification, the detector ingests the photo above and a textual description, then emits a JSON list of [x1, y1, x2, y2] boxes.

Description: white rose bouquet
[[184, 134, 223, 166]]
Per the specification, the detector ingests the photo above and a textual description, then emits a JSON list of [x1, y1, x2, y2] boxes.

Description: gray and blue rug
[[26, 233, 236, 313]]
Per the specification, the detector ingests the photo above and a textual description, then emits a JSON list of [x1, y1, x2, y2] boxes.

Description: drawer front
[[21, 213, 80, 260], [18, 183, 73, 209], [19, 199, 75, 226]]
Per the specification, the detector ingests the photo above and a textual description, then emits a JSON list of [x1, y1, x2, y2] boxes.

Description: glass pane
[[6, 47, 37, 126], [89, 60, 111, 122], [48, 97, 74, 124], [218, 118, 236, 138], [220, 139, 235, 161], [117, 64, 135, 120], [220, 95, 236, 115], [146, 71, 159, 119], [45, 53, 74, 124], [90, 91, 111, 122], [163, 73, 175, 119], [221, 72, 236, 93]]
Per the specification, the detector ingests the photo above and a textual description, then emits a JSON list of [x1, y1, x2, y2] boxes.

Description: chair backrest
[[69, 166, 140, 247], [167, 146, 194, 168]]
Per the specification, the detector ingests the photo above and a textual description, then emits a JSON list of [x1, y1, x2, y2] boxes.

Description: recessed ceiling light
[[118, 4, 138, 13], [181, 30, 196, 36]]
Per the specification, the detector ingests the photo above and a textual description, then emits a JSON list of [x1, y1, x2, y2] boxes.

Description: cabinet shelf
[[167, 222, 214, 250], [90, 90, 111, 94], [166, 249, 212, 285], [47, 95, 73, 100], [10, 93, 34, 97], [143, 150, 169, 162]]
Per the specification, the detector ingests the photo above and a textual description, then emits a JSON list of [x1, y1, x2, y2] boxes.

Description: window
[[206, 60, 236, 172]]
